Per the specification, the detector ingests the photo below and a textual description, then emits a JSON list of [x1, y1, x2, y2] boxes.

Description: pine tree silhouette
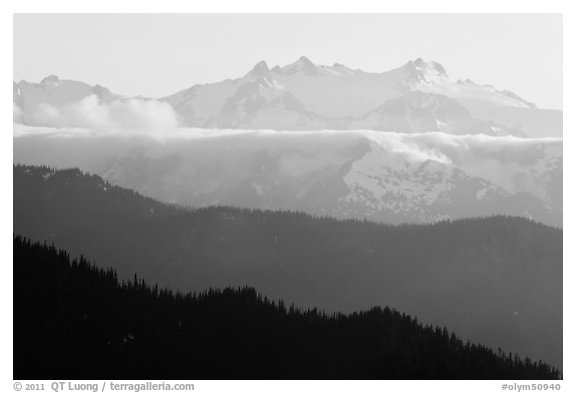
[[14, 235, 561, 380]]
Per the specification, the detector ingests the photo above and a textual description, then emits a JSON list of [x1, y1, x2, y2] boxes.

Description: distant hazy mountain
[[12, 75, 178, 132], [13, 128, 563, 227], [13, 57, 562, 137], [13, 165, 563, 369], [13, 75, 118, 125], [163, 56, 556, 136]]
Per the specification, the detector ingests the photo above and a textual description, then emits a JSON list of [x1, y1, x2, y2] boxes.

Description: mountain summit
[[244, 60, 275, 87], [246, 60, 271, 77], [404, 58, 449, 84], [281, 56, 318, 76]]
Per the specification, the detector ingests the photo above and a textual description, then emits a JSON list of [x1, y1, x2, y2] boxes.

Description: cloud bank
[[13, 124, 561, 166], [14, 125, 561, 192], [20, 95, 180, 134]]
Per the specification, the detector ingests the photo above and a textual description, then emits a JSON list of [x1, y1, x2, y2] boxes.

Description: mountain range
[[13, 57, 562, 137]]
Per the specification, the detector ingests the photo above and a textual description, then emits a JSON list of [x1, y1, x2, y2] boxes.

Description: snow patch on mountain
[[342, 141, 454, 214], [411, 75, 536, 109], [403, 58, 449, 84]]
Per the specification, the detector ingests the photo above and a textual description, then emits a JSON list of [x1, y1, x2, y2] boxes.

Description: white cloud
[[29, 95, 180, 135]]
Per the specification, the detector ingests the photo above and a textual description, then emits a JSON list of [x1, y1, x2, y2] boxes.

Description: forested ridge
[[13, 236, 561, 380], [13, 164, 563, 369]]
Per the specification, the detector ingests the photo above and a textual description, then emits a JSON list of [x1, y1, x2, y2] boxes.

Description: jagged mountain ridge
[[162, 57, 536, 134], [13, 57, 561, 136]]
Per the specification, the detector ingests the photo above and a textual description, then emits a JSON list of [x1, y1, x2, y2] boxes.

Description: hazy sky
[[14, 14, 562, 109]]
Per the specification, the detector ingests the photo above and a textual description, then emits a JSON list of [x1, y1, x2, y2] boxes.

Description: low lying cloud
[[361, 130, 561, 165], [23, 95, 180, 135]]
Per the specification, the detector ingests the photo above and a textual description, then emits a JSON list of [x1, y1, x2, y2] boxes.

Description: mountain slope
[[14, 235, 560, 380], [13, 165, 563, 369], [348, 91, 522, 136], [14, 237, 560, 379]]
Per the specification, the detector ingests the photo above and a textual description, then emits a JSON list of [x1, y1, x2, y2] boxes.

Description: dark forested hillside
[[13, 236, 561, 380], [13, 164, 563, 369]]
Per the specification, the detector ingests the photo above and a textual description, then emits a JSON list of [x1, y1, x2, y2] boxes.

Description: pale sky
[[13, 13, 562, 109]]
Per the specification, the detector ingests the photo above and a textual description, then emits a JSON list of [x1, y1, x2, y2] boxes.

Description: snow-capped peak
[[282, 56, 318, 76], [404, 58, 448, 84], [247, 60, 271, 76], [244, 60, 275, 86]]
